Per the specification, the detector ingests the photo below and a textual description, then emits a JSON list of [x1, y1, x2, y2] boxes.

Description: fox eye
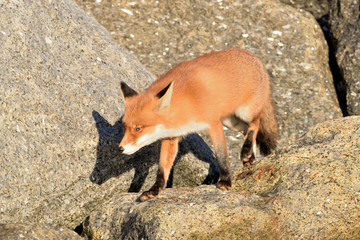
[[134, 126, 142, 132]]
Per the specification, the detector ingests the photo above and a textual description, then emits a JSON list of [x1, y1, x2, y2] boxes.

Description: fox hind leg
[[139, 137, 179, 202], [222, 114, 258, 166], [222, 114, 248, 134], [208, 122, 231, 190], [241, 118, 259, 166]]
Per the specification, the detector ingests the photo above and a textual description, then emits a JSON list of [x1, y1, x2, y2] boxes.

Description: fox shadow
[[90, 110, 219, 192]]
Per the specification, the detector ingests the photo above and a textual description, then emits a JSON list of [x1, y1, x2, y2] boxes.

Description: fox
[[119, 48, 279, 201]]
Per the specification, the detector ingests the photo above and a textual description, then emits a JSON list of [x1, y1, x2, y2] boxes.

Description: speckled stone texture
[[279, 0, 329, 19], [0, 223, 82, 240], [0, 0, 215, 229], [235, 116, 360, 239], [329, 0, 360, 115], [82, 186, 277, 240], [82, 117, 360, 239], [75, 0, 342, 148]]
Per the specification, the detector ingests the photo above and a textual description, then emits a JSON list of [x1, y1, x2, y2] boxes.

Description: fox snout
[[119, 142, 134, 155], [119, 131, 136, 155], [119, 141, 133, 155], [119, 141, 142, 155], [119, 145, 124, 153]]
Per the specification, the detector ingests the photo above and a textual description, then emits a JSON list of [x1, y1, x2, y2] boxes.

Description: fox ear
[[120, 82, 137, 101], [154, 81, 174, 112]]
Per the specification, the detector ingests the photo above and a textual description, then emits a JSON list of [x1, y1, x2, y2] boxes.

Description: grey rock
[[279, 0, 329, 19], [235, 116, 360, 238], [75, 0, 342, 156], [0, 0, 215, 229], [82, 186, 275, 240], [0, 223, 82, 240], [329, 0, 360, 115], [82, 116, 360, 239]]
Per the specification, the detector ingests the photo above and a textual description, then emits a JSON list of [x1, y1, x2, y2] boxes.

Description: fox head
[[119, 81, 174, 155]]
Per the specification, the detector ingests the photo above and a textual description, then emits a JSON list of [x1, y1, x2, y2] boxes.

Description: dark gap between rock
[[74, 222, 84, 236], [317, 15, 349, 116]]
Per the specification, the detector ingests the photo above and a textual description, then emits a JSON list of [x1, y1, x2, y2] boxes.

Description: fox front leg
[[208, 122, 232, 190], [139, 137, 179, 202]]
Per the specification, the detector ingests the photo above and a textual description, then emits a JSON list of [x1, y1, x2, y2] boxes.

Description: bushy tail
[[257, 95, 279, 156]]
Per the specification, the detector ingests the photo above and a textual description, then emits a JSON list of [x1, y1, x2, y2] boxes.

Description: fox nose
[[119, 146, 124, 153]]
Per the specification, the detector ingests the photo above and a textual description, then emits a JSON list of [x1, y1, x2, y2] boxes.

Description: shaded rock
[[0, 0, 215, 229], [82, 116, 360, 239], [82, 186, 278, 240], [0, 223, 81, 240], [75, 0, 342, 148], [329, 0, 360, 115], [317, 14, 349, 116], [234, 116, 360, 238], [279, 0, 329, 19]]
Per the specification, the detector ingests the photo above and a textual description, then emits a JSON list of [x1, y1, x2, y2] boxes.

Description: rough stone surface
[[82, 186, 278, 240], [82, 117, 360, 239], [329, 0, 360, 115], [234, 116, 360, 238], [0, 223, 82, 240], [75, 0, 342, 148], [0, 0, 215, 229], [279, 0, 329, 19]]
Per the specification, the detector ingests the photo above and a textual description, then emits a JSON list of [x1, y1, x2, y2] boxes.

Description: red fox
[[119, 48, 279, 201]]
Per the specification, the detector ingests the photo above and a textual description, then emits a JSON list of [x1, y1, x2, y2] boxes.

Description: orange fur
[[119, 48, 279, 201]]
